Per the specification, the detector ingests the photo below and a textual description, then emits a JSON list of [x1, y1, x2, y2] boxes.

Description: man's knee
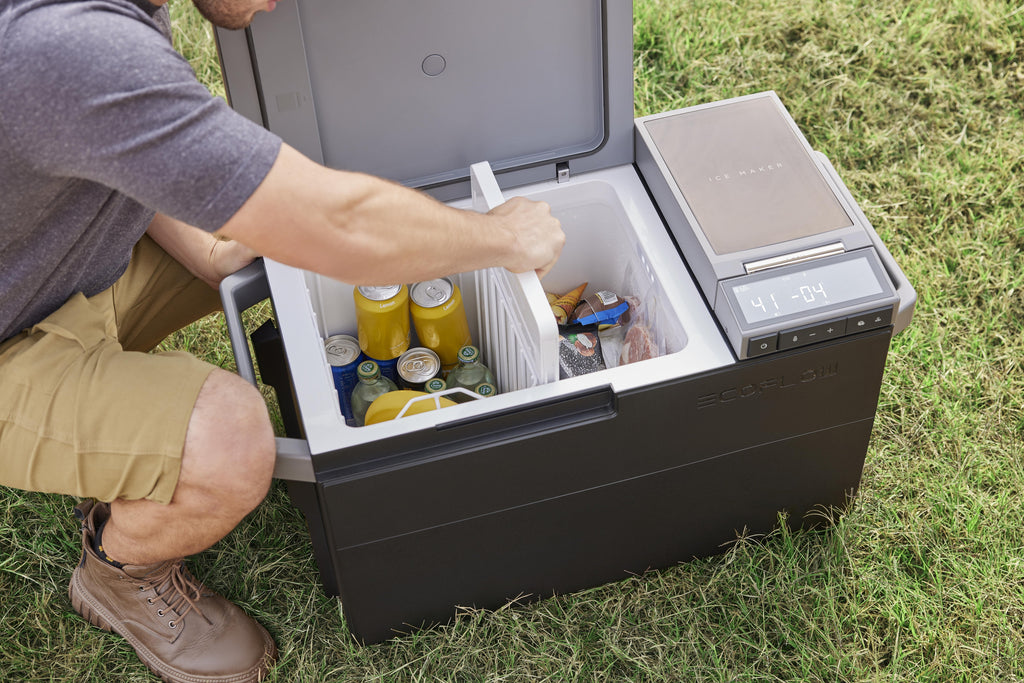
[[182, 369, 276, 513]]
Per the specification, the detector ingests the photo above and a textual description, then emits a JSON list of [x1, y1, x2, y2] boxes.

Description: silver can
[[410, 278, 453, 308], [396, 347, 441, 391], [410, 277, 473, 372], [324, 334, 362, 425], [357, 284, 404, 302]]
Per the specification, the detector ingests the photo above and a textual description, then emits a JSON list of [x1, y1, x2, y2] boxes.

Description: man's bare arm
[[215, 143, 564, 285], [146, 213, 260, 289]]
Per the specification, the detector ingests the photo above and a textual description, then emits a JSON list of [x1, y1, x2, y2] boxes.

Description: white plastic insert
[[469, 162, 559, 392]]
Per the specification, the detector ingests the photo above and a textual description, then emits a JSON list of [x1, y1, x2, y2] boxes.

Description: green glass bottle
[[424, 377, 447, 394], [446, 345, 497, 397], [350, 360, 398, 427], [474, 383, 497, 398]]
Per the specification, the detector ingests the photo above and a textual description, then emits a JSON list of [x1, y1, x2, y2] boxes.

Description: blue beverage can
[[368, 355, 401, 386], [325, 334, 362, 425]]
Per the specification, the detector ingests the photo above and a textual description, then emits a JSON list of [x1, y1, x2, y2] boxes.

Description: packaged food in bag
[[618, 294, 661, 364], [558, 324, 606, 378], [571, 290, 632, 329]]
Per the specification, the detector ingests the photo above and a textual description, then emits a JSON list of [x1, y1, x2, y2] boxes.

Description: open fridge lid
[[215, 0, 635, 200]]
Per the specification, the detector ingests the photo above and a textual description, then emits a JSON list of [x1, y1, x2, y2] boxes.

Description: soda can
[[324, 334, 362, 425], [410, 277, 472, 373], [354, 284, 410, 362], [396, 347, 441, 391]]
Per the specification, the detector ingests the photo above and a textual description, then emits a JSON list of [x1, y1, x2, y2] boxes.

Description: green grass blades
[[2, 0, 1022, 680]]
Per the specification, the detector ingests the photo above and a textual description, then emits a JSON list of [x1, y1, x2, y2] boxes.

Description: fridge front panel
[[312, 328, 891, 643], [318, 328, 889, 544]]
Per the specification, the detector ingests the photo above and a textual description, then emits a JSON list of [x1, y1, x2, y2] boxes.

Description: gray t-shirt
[[0, 0, 282, 342]]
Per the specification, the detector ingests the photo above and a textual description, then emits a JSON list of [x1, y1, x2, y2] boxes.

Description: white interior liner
[[266, 162, 734, 456]]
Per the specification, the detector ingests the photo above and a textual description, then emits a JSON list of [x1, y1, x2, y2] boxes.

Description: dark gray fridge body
[[217, 1, 916, 644]]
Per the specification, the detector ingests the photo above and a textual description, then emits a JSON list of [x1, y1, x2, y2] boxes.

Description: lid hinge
[[556, 162, 570, 183]]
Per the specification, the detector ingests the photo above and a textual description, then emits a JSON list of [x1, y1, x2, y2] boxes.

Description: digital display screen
[[732, 255, 884, 325]]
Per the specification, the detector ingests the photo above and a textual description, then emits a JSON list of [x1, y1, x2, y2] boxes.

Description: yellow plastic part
[[364, 390, 458, 425]]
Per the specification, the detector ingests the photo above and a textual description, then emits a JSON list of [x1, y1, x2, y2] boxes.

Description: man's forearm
[[147, 213, 257, 288], [146, 213, 219, 276], [217, 144, 563, 285]]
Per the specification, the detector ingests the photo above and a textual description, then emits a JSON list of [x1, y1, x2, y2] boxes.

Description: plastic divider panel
[[469, 162, 559, 391]]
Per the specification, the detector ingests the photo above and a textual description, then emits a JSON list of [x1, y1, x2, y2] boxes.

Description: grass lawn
[[2, 0, 1022, 680]]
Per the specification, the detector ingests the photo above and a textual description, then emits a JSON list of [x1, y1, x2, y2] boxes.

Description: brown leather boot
[[68, 500, 277, 683]]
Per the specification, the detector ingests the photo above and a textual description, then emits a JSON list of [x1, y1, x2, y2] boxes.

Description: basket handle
[[219, 259, 315, 483], [219, 258, 269, 387]]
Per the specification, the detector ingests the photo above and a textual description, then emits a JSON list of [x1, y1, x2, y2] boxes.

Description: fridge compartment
[[265, 163, 733, 456]]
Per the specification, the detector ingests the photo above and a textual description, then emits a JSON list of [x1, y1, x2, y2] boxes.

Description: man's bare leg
[[99, 369, 276, 564]]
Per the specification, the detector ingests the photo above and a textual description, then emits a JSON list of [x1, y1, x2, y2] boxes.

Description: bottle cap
[[357, 360, 381, 380], [458, 345, 480, 363], [424, 378, 447, 393]]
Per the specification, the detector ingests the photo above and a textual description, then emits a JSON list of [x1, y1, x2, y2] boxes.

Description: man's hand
[[147, 213, 260, 289], [486, 196, 564, 279]]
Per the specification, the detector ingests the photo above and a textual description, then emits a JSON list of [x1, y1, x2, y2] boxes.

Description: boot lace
[[137, 561, 209, 629]]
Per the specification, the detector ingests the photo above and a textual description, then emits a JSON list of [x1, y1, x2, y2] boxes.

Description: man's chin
[[211, 14, 255, 31], [191, 1, 259, 31]]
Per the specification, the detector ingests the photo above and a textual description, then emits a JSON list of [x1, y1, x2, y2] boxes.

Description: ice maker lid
[[641, 95, 855, 256], [222, 0, 634, 196]]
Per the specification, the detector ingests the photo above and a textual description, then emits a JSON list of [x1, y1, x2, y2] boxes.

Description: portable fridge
[[215, 1, 916, 644]]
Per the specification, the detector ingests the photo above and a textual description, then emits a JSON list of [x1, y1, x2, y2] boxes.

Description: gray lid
[[218, 1, 635, 198], [641, 95, 854, 255]]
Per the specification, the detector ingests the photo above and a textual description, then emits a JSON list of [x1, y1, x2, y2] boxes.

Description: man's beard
[[191, 0, 252, 31]]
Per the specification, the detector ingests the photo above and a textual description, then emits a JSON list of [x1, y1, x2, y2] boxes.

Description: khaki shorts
[[0, 235, 223, 504]]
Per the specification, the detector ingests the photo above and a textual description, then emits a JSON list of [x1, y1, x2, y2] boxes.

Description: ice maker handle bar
[[220, 259, 316, 483]]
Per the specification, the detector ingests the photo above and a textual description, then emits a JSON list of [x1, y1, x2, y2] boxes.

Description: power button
[[746, 333, 778, 358]]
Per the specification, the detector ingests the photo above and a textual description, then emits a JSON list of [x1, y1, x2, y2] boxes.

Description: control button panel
[[740, 304, 894, 359], [778, 318, 848, 350]]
